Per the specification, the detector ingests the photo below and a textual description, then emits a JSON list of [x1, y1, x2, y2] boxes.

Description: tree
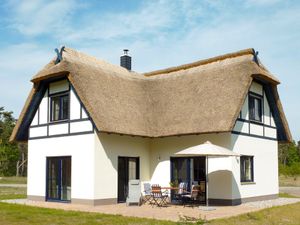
[[0, 107, 27, 176], [278, 141, 300, 166], [278, 141, 300, 177]]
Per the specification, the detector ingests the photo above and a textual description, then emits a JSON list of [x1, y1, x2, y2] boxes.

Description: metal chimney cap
[[123, 49, 129, 55]]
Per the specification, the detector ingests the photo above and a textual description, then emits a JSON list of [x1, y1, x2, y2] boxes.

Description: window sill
[[49, 119, 69, 124], [249, 120, 263, 125], [241, 182, 256, 185]]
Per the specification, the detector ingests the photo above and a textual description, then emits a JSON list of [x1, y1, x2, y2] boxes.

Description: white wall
[[149, 133, 234, 199], [94, 133, 151, 200], [149, 131, 278, 200], [27, 133, 95, 200], [28, 131, 278, 202], [230, 133, 278, 199]]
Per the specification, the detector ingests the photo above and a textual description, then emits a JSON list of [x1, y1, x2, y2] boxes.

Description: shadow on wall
[[96, 133, 118, 173], [149, 133, 232, 184], [208, 170, 241, 205]]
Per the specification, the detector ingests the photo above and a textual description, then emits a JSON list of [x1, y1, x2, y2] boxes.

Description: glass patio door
[[46, 157, 71, 201], [171, 157, 190, 189], [171, 157, 206, 203]]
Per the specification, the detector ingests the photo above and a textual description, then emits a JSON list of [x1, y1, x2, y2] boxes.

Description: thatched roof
[[10, 47, 292, 142]]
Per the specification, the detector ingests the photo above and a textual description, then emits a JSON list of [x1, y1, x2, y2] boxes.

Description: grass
[[0, 187, 26, 200], [0, 202, 178, 225], [279, 175, 300, 187], [209, 202, 300, 225], [1, 201, 300, 225], [0, 176, 27, 184], [279, 192, 299, 198]]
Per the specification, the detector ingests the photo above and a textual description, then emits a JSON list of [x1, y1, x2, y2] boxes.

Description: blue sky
[[0, 0, 299, 141]]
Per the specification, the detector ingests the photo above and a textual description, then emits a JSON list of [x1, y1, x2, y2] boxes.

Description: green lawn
[[0, 201, 300, 225], [1, 186, 300, 225], [0, 187, 26, 200], [209, 202, 300, 225], [0, 176, 27, 184], [278, 192, 299, 198], [0, 202, 178, 225]]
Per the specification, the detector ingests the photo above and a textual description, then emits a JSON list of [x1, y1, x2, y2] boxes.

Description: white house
[[10, 47, 292, 206]]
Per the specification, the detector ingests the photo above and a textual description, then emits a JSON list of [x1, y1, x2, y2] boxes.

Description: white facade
[[233, 81, 277, 140], [27, 80, 279, 205]]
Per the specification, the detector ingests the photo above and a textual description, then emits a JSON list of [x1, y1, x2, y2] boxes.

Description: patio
[[3, 197, 300, 222]]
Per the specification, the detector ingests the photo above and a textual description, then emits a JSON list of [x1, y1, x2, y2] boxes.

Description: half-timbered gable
[[29, 79, 93, 140]]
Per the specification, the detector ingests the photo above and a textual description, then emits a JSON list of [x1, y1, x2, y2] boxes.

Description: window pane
[[245, 158, 251, 180], [249, 95, 262, 122], [254, 98, 261, 121], [52, 97, 60, 121], [240, 156, 253, 182], [61, 95, 69, 120], [51, 94, 69, 121], [128, 158, 136, 180]]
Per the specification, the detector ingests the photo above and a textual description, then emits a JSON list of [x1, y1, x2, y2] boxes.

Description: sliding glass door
[[46, 157, 71, 202], [171, 157, 190, 189], [170, 157, 206, 203]]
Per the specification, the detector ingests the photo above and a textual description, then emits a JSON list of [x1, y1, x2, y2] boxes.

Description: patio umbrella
[[175, 141, 240, 210]]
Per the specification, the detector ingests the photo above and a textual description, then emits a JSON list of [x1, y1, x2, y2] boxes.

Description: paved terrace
[[2, 198, 300, 222]]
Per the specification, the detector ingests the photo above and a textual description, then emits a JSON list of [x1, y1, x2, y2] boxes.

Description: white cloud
[[59, 0, 179, 42], [6, 0, 79, 36], [0, 43, 52, 117]]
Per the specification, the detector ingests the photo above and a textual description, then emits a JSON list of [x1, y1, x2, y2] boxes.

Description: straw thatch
[[10, 47, 292, 142]]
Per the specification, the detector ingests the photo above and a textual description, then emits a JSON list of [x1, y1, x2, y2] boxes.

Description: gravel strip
[[0, 184, 27, 188], [244, 197, 300, 209]]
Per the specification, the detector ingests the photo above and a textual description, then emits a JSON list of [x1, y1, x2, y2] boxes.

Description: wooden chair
[[150, 184, 168, 207]]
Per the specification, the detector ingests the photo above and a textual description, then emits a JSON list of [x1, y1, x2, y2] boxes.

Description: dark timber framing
[[233, 81, 277, 141], [28, 79, 96, 140]]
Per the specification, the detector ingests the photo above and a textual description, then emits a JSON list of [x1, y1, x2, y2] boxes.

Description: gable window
[[240, 156, 254, 182], [249, 94, 262, 122], [50, 94, 69, 121]]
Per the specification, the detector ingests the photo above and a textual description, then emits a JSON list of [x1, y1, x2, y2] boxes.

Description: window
[[50, 94, 69, 121], [240, 156, 254, 182], [249, 94, 262, 122]]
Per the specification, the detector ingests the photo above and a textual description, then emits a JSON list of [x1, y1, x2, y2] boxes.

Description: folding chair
[[150, 184, 168, 207], [142, 183, 152, 204]]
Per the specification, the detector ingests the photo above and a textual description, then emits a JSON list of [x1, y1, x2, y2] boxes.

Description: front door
[[117, 157, 139, 203], [46, 156, 71, 201]]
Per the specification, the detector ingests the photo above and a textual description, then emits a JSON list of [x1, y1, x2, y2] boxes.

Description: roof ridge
[[143, 48, 255, 77]]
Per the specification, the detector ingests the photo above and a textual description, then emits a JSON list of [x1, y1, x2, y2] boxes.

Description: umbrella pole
[[206, 156, 208, 207], [200, 155, 215, 211]]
